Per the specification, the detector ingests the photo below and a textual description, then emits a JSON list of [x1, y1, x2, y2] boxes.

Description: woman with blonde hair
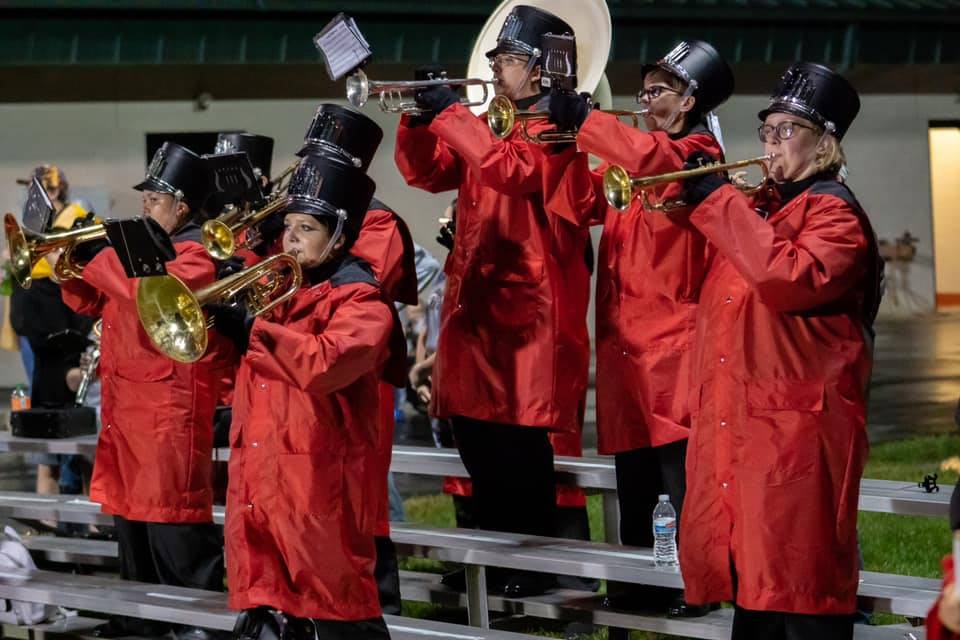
[[677, 62, 884, 639]]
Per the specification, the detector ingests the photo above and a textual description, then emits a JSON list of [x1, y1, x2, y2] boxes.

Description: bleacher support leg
[[465, 564, 490, 628], [602, 491, 620, 544]]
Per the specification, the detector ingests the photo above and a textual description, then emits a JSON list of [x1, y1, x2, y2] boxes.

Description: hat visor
[[485, 41, 536, 59], [133, 176, 175, 194], [758, 103, 824, 128], [283, 196, 341, 220]]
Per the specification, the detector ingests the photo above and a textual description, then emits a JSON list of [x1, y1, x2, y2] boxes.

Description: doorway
[[929, 122, 960, 309]]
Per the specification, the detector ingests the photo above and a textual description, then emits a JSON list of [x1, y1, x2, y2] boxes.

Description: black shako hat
[[758, 62, 860, 140], [215, 133, 275, 181], [284, 153, 375, 245], [134, 142, 210, 213], [642, 40, 735, 115], [296, 104, 383, 172], [485, 5, 573, 60]]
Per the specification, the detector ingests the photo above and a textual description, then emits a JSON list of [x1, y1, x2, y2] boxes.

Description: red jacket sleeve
[[244, 285, 393, 396], [429, 103, 548, 196], [395, 115, 462, 194], [60, 272, 107, 317], [689, 186, 868, 312], [577, 110, 720, 176], [62, 241, 215, 316], [542, 149, 606, 228], [928, 556, 960, 640]]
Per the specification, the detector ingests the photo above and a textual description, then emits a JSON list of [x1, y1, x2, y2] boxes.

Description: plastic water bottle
[[10, 384, 30, 412], [652, 494, 678, 568]]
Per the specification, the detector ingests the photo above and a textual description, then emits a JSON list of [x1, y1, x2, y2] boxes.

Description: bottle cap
[[658, 494, 670, 502]]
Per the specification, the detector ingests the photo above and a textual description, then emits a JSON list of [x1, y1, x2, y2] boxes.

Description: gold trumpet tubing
[[268, 159, 299, 197], [635, 155, 775, 212], [195, 253, 302, 316]]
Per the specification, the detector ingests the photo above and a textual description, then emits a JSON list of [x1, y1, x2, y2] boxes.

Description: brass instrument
[[4, 214, 107, 288], [200, 159, 299, 260], [75, 319, 102, 406], [487, 94, 642, 143], [136, 253, 302, 363], [346, 69, 494, 115], [603, 154, 776, 212]]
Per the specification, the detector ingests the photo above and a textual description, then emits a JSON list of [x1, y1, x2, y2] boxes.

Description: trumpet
[[200, 159, 299, 260], [487, 95, 642, 143], [346, 69, 493, 115], [136, 253, 302, 363], [603, 154, 776, 212], [4, 214, 107, 288]]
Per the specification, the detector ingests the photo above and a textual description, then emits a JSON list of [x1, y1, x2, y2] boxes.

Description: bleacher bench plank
[[0, 496, 933, 621], [0, 568, 542, 640], [399, 571, 924, 640], [0, 435, 945, 517]]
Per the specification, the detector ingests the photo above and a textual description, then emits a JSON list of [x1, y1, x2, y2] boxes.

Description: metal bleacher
[[0, 432, 940, 638], [0, 491, 933, 638]]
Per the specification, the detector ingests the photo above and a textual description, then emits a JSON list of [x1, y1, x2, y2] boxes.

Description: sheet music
[[314, 14, 372, 81]]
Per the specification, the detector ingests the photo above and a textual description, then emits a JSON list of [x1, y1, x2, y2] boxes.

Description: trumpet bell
[[201, 218, 236, 261], [136, 274, 208, 364], [487, 95, 516, 139], [603, 165, 634, 212], [346, 71, 370, 108], [4, 214, 33, 289]]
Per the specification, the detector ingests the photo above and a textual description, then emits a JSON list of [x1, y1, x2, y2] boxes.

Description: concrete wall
[[0, 93, 955, 386]]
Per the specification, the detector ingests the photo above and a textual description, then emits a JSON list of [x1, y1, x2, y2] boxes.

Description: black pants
[[234, 608, 390, 640], [110, 516, 224, 634], [731, 607, 854, 640], [115, 515, 225, 590], [374, 536, 401, 615], [450, 417, 556, 538], [608, 441, 687, 612], [614, 440, 688, 548]]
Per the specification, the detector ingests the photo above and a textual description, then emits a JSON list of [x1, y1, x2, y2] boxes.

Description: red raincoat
[[679, 179, 881, 614], [395, 102, 591, 432], [351, 200, 418, 537], [927, 556, 960, 640], [59, 225, 225, 523], [226, 257, 394, 620], [545, 111, 722, 453]]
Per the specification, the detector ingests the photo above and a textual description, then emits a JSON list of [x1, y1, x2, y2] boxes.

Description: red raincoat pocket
[[476, 259, 544, 332], [114, 356, 175, 382], [742, 379, 825, 486]]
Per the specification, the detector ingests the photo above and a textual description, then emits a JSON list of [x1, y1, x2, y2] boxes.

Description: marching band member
[[59, 143, 226, 639], [677, 63, 883, 639], [217, 154, 398, 640], [543, 40, 733, 616], [302, 103, 418, 615], [394, 4, 592, 597]]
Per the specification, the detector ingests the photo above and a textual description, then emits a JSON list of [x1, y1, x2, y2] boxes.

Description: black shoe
[[667, 598, 720, 618], [501, 572, 556, 598]]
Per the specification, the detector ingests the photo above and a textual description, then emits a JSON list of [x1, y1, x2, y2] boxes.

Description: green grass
[[398, 434, 960, 637]]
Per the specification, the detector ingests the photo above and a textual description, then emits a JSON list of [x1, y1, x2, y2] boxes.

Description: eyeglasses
[[635, 85, 680, 103], [757, 120, 819, 143], [488, 54, 529, 69]]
